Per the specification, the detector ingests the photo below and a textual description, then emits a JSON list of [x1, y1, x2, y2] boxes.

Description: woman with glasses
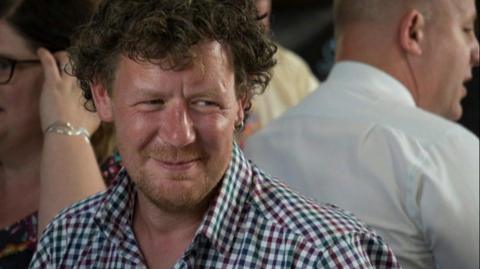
[[0, 0, 120, 267]]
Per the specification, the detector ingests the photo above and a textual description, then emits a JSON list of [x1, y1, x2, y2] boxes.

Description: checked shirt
[[30, 145, 400, 268]]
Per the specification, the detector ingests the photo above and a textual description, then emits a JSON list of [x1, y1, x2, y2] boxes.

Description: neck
[[133, 191, 212, 269], [0, 144, 42, 188], [0, 144, 42, 228], [336, 24, 419, 103], [134, 191, 208, 235], [0, 129, 43, 178]]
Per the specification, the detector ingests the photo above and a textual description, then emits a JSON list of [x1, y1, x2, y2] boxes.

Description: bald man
[[245, 0, 479, 268]]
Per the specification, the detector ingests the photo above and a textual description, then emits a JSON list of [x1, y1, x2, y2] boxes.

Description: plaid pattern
[[0, 213, 37, 269], [30, 145, 400, 268], [100, 153, 123, 185]]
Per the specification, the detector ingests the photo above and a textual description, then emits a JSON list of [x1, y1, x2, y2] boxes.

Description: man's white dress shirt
[[245, 61, 479, 269]]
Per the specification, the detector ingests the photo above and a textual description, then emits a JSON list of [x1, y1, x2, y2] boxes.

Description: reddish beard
[[142, 143, 207, 163]]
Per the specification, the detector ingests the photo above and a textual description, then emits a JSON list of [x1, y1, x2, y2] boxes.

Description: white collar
[[327, 61, 416, 107]]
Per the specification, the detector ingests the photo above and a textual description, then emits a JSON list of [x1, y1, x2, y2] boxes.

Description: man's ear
[[399, 9, 425, 56], [236, 94, 246, 125], [91, 82, 114, 122]]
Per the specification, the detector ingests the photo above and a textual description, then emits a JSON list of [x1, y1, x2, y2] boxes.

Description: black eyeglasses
[[0, 56, 41, 85]]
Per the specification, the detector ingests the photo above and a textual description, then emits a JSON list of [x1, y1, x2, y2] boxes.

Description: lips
[[461, 85, 468, 98], [148, 152, 202, 171], [153, 158, 200, 172], [149, 153, 202, 165], [462, 75, 473, 89], [161, 158, 199, 166]]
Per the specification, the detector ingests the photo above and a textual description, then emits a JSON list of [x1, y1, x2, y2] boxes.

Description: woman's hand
[[37, 49, 106, 233], [37, 48, 100, 135]]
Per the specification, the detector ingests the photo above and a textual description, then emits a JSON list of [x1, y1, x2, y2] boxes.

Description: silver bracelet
[[44, 121, 91, 144]]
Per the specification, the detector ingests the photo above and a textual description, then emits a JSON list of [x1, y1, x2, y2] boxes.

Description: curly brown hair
[[69, 0, 277, 116]]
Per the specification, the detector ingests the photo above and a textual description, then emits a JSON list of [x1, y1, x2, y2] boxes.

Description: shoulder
[[250, 92, 478, 150], [357, 109, 479, 167], [30, 190, 107, 265], [379, 105, 478, 144], [51, 189, 106, 226], [39, 190, 106, 241]]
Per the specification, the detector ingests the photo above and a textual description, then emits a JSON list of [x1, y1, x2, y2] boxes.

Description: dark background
[[270, 1, 479, 136]]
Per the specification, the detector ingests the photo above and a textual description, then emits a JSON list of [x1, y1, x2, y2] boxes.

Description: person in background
[[30, 0, 400, 268], [0, 0, 118, 267], [245, 0, 480, 268], [237, 0, 319, 145]]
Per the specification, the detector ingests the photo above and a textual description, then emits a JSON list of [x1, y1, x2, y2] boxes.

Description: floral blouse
[[0, 154, 122, 268]]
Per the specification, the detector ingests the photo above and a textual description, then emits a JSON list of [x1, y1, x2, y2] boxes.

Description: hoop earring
[[234, 121, 245, 132]]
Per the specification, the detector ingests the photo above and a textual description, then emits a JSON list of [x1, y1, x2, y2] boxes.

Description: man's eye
[[193, 100, 219, 107], [463, 27, 474, 34], [143, 99, 165, 106]]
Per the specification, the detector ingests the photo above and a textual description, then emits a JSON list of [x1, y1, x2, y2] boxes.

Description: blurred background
[[270, 0, 479, 136]]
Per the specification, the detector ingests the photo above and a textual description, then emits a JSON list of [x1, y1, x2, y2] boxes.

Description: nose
[[161, 101, 196, 147], [472, 35, 480, 67]]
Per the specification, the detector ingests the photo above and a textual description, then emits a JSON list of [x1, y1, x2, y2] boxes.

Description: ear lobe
[[91, 82, 114, 122], [236, 95, 246, 125], [399, 9, 425, 56]]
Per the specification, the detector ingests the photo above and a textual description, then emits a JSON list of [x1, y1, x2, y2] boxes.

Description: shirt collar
[[328, 61, 416, 107], [94, 168, 135, 240], [95, 143, 253, 256], [94, 168, 144, 263], [194, 143, 253, 254]]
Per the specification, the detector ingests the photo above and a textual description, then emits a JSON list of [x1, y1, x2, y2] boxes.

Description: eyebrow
[[0, 52, 39, 61], [0, 52, 16, 59], [470, 13, 477, 23], [467, 8, 477, 23], [133, 87, 170, 99], [188, 88, 228, 101]]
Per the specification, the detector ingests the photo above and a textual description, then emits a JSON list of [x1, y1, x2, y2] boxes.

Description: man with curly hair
[[30, 0, 400, 268]]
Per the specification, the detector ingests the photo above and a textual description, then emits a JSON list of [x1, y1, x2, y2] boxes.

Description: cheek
[[194, 113, 235, 145], [11, 73, 43, 125], [12, 71, 41, 100], [114, 109, 157, 155], [194, 115, 235, 177]]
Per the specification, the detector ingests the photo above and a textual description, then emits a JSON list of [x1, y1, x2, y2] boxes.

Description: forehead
[[255, 0, 272, 11], [437, 0, 476, 22], [113, 41, 234, 93], [453, 0, 476, 18], [0, 20, 34, 58]]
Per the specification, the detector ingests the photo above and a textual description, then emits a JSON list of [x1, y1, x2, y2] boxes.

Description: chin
[[135, 168, 220, 212], [447, 105, 463, 122]]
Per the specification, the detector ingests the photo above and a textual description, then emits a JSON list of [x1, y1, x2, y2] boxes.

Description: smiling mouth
[[162, 159, 198, 165], [152, 158, 201, 172], [461, 86, 467, 96]]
